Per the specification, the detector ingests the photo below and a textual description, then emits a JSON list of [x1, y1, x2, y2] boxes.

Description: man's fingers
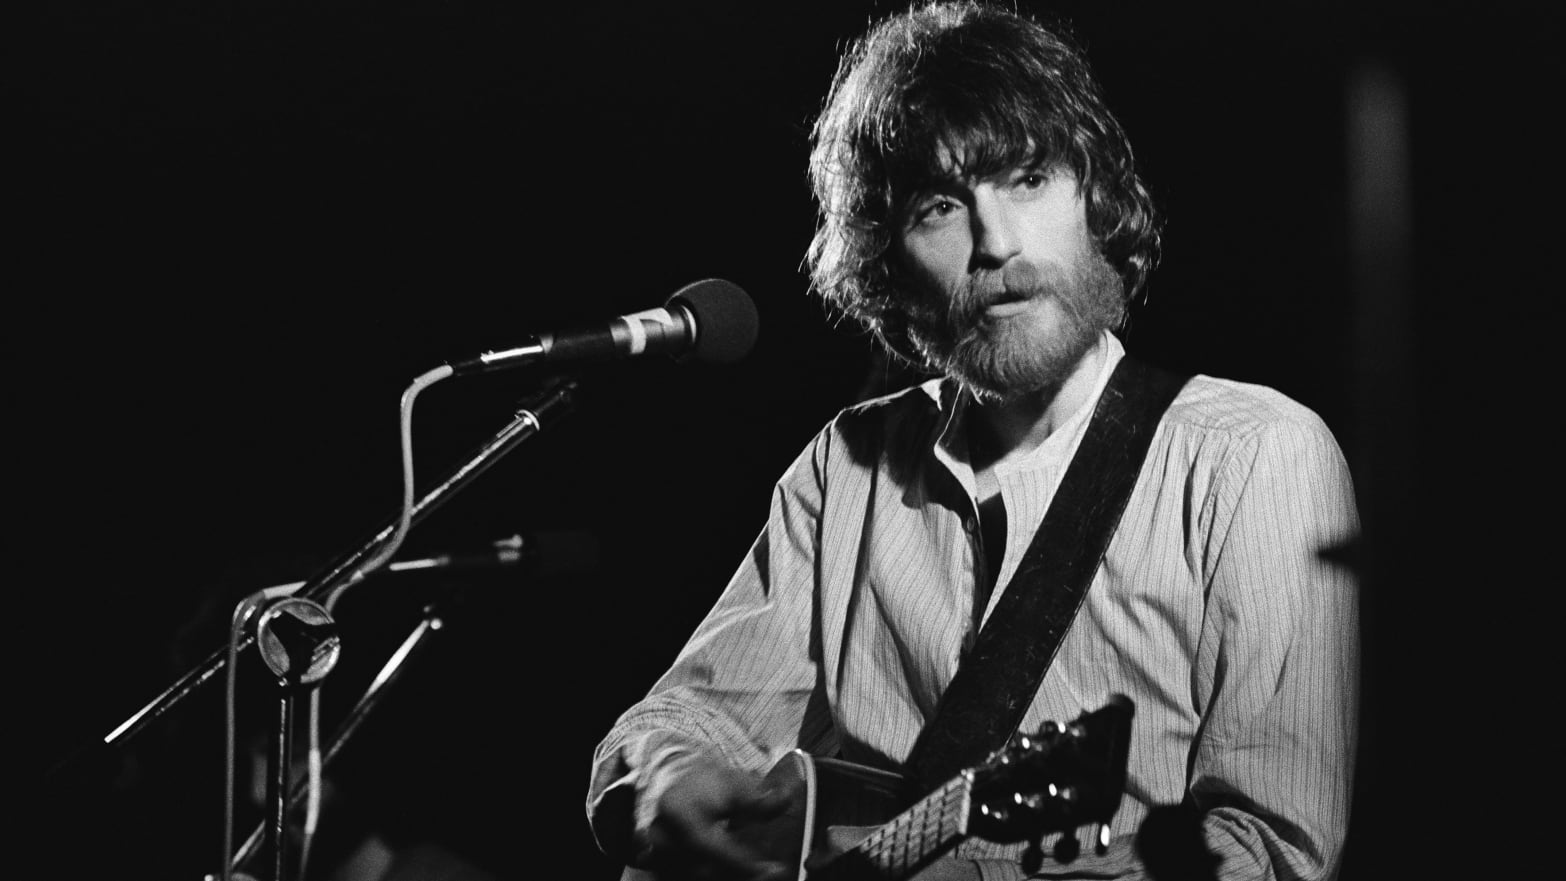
[[824, 824, 877, 855]]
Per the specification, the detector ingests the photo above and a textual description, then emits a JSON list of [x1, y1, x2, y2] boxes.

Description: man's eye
[[1017, 171, 1048, 189], [916, 198, 960, 223]]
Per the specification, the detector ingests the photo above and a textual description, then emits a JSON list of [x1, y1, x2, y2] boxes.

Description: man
[[586, 2, 1359, 880]]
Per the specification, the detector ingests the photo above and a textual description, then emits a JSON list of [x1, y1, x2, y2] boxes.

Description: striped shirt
[[588, 332, 1360, 880]]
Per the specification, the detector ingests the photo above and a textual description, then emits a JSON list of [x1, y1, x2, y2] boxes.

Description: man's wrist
[[632, 743, 702, 844]]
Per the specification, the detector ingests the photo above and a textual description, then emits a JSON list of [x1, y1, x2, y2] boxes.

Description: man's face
[[893, 161, 1123, 401]]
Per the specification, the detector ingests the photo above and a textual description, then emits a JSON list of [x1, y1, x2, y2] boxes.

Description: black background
[[14, 1, 1554, 879]]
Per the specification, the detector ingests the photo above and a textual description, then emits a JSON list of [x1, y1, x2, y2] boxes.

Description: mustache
[[948, 260, 1062, 323]]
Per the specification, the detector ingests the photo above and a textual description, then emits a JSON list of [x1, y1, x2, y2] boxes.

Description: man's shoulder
[[814, 375, 943, 435], [1163, 372, 1340, 449], [836, 376, 946, 421]]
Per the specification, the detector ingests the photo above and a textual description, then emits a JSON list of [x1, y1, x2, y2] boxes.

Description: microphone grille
[[667, 279, 759, 364]]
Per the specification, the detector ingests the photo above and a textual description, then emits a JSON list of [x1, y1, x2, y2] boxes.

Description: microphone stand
[[88, 377, 576, 757], [49, 376, 578, 879], [228, 601, 447, 880]]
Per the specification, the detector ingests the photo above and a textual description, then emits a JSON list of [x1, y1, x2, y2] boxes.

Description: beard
[[903, 247, 1125, 402]]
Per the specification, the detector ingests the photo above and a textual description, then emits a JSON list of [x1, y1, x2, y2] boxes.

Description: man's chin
[[947, 322, 1099, 401], [947, 349, 1069, 402]]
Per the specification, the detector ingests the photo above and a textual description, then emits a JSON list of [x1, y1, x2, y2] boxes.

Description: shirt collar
[[922, 331, 1126, 495]]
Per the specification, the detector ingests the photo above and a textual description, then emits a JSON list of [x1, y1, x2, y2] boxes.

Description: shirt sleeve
[[1186, 412, 1361, 881], [584, 428, 838, 861]]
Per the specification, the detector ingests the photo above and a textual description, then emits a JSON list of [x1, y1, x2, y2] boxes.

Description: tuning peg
[[1093, 822, 1112, 855], [978, 803, 1011, 824], [1022, 837, 1044, 873], [1054, 829, 1081, 863]]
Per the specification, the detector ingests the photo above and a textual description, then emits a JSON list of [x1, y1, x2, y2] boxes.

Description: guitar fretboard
[[834, 772, 972, 879]]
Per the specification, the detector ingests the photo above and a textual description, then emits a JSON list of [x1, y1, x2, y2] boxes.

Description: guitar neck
[[821, 773, 973, 880]]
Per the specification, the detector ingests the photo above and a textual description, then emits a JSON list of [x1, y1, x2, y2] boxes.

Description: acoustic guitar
[[625, 695, 1134, 881]]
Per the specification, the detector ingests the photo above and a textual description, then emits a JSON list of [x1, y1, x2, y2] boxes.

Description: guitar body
[[622, 750, 919, 881]]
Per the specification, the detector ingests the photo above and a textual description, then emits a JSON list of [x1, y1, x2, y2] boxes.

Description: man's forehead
[[927, 140, 1057, 184]]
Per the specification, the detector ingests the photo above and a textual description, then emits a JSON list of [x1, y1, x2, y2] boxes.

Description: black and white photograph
[[17, 2, 1552, 880]]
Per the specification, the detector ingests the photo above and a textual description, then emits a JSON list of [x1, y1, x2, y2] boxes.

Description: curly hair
[[805, 0, 1161, 367]]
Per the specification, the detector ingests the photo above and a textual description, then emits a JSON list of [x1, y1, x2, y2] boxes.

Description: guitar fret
[[854, 774, 974, 875]]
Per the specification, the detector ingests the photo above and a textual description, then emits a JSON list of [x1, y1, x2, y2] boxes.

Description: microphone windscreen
[[668, 279, 759, 364]]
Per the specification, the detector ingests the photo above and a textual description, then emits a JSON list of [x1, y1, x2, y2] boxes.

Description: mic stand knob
[[255, 598, 341, 687]]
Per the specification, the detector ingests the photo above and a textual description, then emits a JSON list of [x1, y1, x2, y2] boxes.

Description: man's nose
[[970, 189, 1021, 268]]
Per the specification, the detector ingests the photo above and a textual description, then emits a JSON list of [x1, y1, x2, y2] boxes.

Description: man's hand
[[635, 753, 795, 881]]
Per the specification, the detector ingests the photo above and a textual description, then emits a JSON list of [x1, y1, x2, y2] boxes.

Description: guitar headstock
[[964, 694, 1135, 860]]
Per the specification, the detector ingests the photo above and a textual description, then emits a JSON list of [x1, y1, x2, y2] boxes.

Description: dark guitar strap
[[904, 354, 1189, 791]]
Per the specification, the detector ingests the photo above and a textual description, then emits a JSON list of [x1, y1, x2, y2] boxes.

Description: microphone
[[449, 279, 758, 375]]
